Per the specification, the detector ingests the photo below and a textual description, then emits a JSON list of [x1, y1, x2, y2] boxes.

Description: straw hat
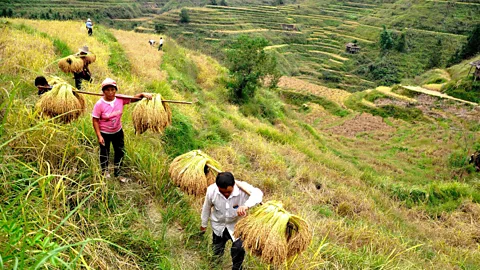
[[78, 45, 90, 54], [87, 18, 91, 22]]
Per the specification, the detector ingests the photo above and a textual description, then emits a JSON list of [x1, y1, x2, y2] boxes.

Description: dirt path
[[112, 30, 167, 82]]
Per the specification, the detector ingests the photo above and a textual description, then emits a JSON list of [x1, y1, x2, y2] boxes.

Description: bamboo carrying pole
[[74, 90, 193, 104], [37, 86, 193, 104]]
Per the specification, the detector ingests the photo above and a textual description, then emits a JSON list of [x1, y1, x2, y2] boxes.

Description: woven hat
[[87, 18, 91, 22], [101, 78, 117, 90], [78, 45, 90, 54]]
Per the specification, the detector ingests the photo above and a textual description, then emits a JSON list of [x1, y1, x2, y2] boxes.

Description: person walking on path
[[201, 172, 263, 270], [73, 46, 93, 90], [158, 37, 164, 51], [86, 18, 93, 36], [92, 78, 152, 183]]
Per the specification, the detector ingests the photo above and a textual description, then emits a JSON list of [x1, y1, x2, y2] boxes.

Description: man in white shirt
[[158, 37, 164, 51], [201, 172, 263, 270]]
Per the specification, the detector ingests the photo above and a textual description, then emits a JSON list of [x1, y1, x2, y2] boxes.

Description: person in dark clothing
[[34, 76, 52, 95], [86, 18, 93, 36], [73, 46, 92, 90]]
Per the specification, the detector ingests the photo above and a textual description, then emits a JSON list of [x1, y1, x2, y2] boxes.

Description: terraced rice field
[[138, 1, 470, 93]]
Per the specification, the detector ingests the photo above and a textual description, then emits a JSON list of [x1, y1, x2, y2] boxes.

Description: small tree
[[396, 32, 407, 52], [379, 25, 394, 51], [448, 24, 480, 66], [210, 0, 217, 5], [427, 39, 443, 69], [179, 8, 190, 23], [154, 23, 166, 33], [226, 35, 278, 103], [220, 0, 227, 6]]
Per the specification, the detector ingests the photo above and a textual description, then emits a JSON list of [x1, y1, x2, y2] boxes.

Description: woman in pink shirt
[[92, 78, 152, 182]]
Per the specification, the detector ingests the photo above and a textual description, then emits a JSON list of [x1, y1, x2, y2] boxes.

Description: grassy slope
[[1, 18, 480, 269]]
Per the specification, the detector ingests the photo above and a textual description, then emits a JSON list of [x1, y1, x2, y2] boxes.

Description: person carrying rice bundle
[[200, 172, 263, 270], [73, 46, 94, 90], [92, 78, 152, 183]]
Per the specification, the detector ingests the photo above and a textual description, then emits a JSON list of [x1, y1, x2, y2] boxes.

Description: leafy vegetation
[[226, 35, 279, 103]]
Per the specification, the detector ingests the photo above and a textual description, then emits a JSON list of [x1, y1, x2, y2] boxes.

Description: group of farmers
[[34, 37, 261, 268]]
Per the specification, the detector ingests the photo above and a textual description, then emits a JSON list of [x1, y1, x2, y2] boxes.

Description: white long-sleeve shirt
[[201, 181, 263, 241]]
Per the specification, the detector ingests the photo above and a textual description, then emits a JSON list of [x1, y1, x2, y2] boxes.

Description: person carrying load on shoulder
[[34, 76, 51, 96], [201, 172, 263, 270], [92, 78, 152, 183], [73, 45, 93, 90], [86, 18, 93, 36]]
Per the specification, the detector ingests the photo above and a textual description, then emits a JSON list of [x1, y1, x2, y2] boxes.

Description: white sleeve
[[240, 181, 263, 208], [201, 188, 213, 228]]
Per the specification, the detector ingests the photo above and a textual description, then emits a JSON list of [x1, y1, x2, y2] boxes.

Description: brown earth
[[328, 112, 395, 137]]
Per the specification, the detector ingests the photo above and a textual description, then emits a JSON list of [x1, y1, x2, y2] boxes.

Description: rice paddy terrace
[[133, 0, 479, 92]]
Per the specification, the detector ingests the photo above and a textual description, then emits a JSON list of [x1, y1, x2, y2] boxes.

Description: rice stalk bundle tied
[[35, 82, 85, 123], [58, 55, 84, 73], [168, 150, 222, 196], [81, 54, 96, 65], [234, 201, 312, 266], [132, 94, 172, 134]]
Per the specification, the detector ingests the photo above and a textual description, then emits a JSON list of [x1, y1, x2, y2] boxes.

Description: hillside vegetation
[[1, 17, 480, 270]]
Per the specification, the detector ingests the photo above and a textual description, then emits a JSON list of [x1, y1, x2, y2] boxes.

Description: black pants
[[158, 44, 163, 51], [212, 229, 245, 270], [87, 28, 92, 36], [99, 129, 125, 177]]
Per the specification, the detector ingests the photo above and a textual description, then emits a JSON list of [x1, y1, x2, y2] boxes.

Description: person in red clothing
[[91, 78, 152, 182]]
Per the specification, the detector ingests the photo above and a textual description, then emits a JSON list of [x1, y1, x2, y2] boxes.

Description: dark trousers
[[87, 28, 92, 36], [158, 44, 163, 51], [99, 129, 125, 177], [212, 229, 245, 270]]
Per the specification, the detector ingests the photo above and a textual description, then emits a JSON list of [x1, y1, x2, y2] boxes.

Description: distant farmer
[[73, 46, 93, 90], [201, 172, 263, 270], [92, 78, 152, 183], [34, 76, 51, 96], [158, 37, 164, 51], [148, 39, 156, 46], [86, 18, 93, 36]]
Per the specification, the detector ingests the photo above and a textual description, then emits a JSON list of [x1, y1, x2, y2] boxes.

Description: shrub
[[179, 9, 189, 23]]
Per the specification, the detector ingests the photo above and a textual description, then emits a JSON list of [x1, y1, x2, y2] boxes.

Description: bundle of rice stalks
[[132, 94, 172, 134], [168, 150, 222, 195], [234, 201, 312, 266], [47, 76, 67, 86], [35, 82, 86, 123], [58, 55, 84, 73], [80, 54, 96, 65]]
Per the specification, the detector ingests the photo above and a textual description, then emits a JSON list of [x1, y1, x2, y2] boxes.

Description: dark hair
[[216, 172, 235, 188], [35, 76, 48, 86]]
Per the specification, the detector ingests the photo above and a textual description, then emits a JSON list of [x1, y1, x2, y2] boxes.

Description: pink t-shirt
[[92, 97, 131, 134]]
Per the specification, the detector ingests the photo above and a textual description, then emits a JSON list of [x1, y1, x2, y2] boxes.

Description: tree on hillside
[[427, 39, 443, 69], [179, 8, 189, 23], [154, 23, 166, 33], [220, 0, 227, 6], [226, 35, 279, 103], [448, 24, 480, 66], [210, 0, 217, 5], [395, 32, 407, 52], [379, 25, 394, 51]]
